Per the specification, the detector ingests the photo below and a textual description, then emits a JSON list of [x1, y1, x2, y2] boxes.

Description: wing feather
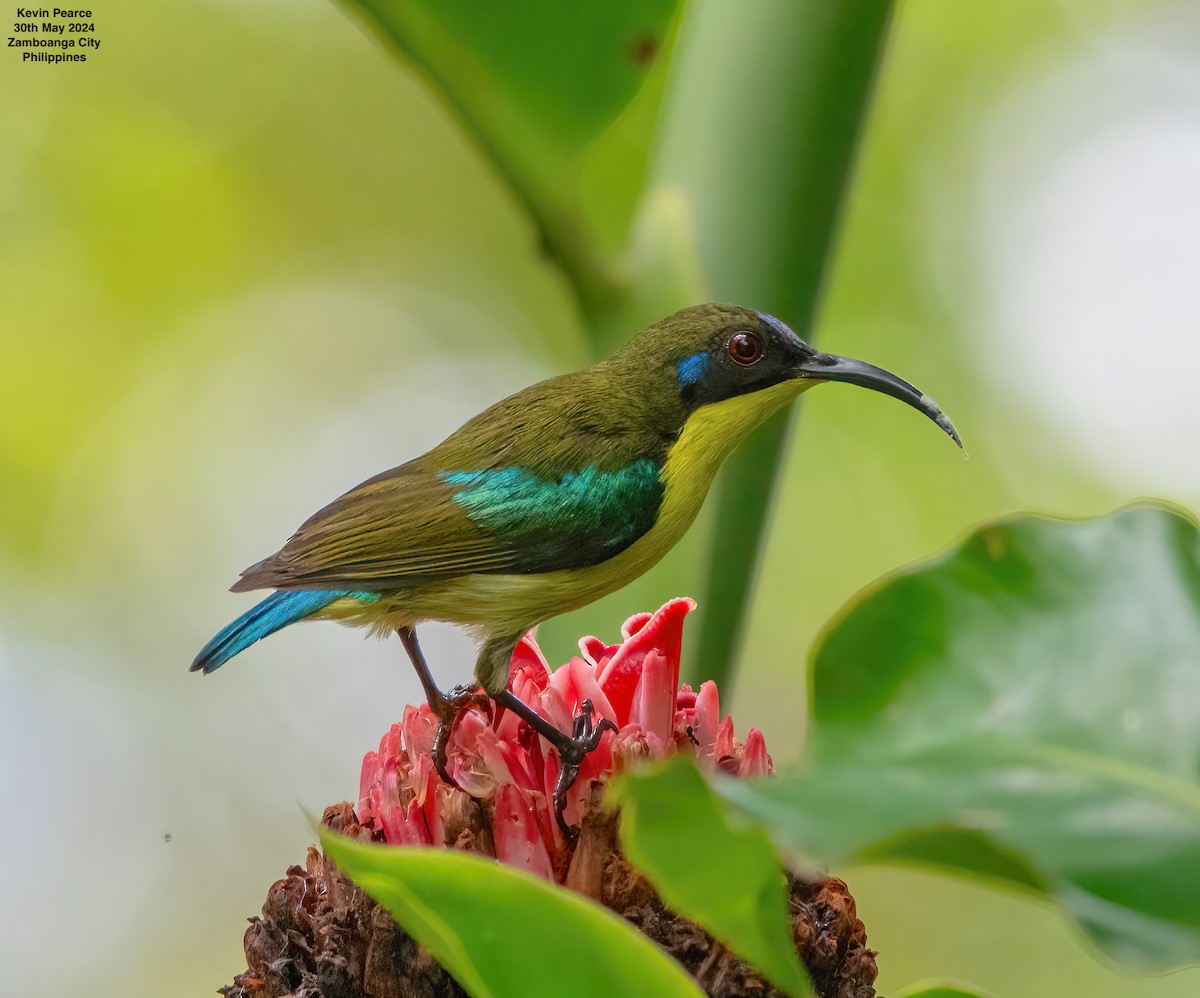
[[231, 455, 664, 593], [233, 367, 675, 594]]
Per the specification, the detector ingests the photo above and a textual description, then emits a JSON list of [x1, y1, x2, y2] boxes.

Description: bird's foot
[[549, 699, 617, 841], [427, 684, 490, 788], [494, 690, 616, 840]]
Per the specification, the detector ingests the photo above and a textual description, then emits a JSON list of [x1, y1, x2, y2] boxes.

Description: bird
[[191, 303, 960, 833]]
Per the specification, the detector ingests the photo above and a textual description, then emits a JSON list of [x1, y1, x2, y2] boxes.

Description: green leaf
[[338, 0, 680, 312], [892, 984, 995, 998], [319, 829, 705, 998], [715, 505, 1200, 970], [613, 756, 813, 997]]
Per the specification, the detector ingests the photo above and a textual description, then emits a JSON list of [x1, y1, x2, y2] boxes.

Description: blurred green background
[[2, 0, 1198, 994]]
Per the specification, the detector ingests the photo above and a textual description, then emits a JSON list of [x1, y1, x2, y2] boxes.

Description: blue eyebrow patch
[[677, 351, 708, 387], [757, 311, 792, 338]]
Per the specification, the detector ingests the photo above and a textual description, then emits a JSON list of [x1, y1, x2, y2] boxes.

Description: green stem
[[651, 0, 894, 689]]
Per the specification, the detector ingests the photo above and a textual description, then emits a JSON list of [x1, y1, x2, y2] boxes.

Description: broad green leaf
[[613, 756, 813, 997], [892, 984, 995, 998], [338, 0, 680, 309], [716, 505, 1200, 969], [320, 830, 704, 998], [341, 0, 676, 169]]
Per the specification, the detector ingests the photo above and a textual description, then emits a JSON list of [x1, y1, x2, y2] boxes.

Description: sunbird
[[192, 304, 959, 832]]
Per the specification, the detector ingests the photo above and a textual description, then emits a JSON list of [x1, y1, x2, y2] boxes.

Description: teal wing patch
[[233, 460, 663, 591], [442, 459, 663, 574]]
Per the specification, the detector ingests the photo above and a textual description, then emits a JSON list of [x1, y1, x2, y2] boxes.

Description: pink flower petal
[[713, 714, 736, 761], [365, 786, 383, 827], [547, 659, 581, 719], [422, 770, 447, 846], [401, 704, 436, 758], [630, 649, 676, 746], [493, 784, 555, 881], [598, 598, 694, 724], [690, 680, 721, 756], [497, 660, 555, 743], [611, 723, 667, 771], [402, 709, 438, 806], [378, 722, 402, 766], [359, 750, 381, 817], [596, 657, 639, 728], [492, 734, 542, 793], [508, 632, 551, 691], [567, 656, 616, 724], [449, 710, 505, 798], [379, 798, 429, 846], [566, 776, 599, 830], [493, 697, 523, 743], [535, 681, 576, 737], [621, 611, 654, 640], [578, 635, 619, 669], [739, 728, 771, 778]]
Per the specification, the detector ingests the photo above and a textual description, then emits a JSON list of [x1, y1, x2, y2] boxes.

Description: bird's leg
[[494, 688, 616, 840], [396, 625, 488, 787]]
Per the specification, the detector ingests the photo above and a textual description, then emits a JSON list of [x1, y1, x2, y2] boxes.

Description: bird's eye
[[727, 330, 763, 366]]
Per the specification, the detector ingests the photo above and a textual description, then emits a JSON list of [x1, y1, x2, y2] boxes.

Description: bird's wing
[[231, 456, 664, 592]]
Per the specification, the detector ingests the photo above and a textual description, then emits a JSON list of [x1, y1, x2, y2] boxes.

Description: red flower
[[357, 598, 771, 880]]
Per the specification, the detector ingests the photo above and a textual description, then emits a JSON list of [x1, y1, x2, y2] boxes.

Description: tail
[[190, 589, 373, 674]]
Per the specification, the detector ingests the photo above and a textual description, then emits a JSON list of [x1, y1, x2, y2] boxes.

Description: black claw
[[550, 699, 617, 841], [491, 690, 616, 841], [431, 715, 457, 788], [553, 768, 577, 840], [427, 686, 489, 789]]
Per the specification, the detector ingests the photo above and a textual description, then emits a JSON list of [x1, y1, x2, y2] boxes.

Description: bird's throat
[[660, 378, 809, 513]]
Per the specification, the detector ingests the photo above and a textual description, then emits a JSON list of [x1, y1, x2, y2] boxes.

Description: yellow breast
[[655, 378, 808, 538]]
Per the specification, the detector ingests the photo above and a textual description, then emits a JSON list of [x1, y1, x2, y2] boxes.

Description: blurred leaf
[[339, 0, 680, 311], [715, 505, 1200, 970], [319, 830, 704, 998], [892, 984, 995, 998], [613, 756, 813, 997]]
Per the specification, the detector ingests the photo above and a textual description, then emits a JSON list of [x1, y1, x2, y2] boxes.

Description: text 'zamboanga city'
[[9, 7, 100, 62]]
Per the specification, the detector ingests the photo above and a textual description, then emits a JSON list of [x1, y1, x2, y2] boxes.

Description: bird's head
[[622, 304, 961, 448]]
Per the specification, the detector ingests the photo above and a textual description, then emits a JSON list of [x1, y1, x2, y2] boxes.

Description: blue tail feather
[[190, 589, 378, 674]]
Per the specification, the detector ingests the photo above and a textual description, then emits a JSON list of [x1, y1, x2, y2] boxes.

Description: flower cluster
[[357, 598, 770, 880]]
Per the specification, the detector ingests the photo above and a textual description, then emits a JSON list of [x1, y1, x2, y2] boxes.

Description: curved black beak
[[796, 352, 962, 448]]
